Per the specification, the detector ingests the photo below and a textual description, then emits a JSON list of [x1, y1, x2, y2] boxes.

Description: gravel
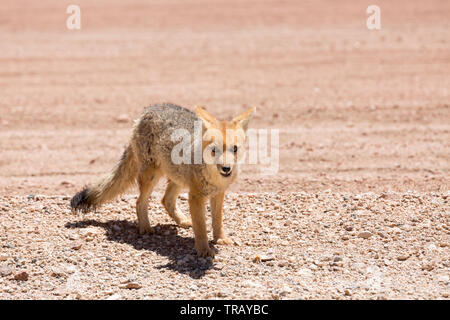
[[0, 191, 449, 299]]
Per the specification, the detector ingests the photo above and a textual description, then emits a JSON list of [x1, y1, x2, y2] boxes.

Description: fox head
[[196, 106, 255, 181]]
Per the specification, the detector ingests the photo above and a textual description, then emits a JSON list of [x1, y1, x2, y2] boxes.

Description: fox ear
[[195, 106, 218, 129], [232, 107, 256, 132]]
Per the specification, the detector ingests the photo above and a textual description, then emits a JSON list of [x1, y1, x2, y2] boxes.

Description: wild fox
[[71, 103, 255, 257]]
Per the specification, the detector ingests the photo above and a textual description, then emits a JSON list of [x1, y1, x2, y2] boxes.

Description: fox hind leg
[[162, 180, 192, 228], [136, 165, 161, 234]]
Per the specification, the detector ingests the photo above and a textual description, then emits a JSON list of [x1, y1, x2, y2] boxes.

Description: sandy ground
[[0, 0, 449, 299]]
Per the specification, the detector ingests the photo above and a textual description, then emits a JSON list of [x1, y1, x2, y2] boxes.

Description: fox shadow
[[64, 219, 215, 279]]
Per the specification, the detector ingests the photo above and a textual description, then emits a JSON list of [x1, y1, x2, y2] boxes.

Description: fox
[[70, 103, 255, 257]]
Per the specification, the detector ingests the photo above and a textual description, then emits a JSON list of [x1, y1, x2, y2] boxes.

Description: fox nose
[[221, 166, 231, 173]]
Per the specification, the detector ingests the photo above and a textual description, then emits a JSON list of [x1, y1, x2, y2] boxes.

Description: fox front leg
[[211, 192, 232, 245], [188, 192, 215, 257]]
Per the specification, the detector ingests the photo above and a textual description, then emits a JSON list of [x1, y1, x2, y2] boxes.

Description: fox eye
[[233, 145, 238, 153]]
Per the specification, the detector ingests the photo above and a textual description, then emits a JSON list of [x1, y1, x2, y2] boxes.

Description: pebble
[[14, 271, 29, 281], [0, 266, 12, 277], [0, 255, 8, 261], [253, 254, 274, 263], [71, 243, 82, 250], [277, 260, 288, 267], [50, 267, 67, 278], [421, 262, 435, 271], [79, 227, 101, 237], [233, 239, 242, 246], [309, 264, 318, 271], [438, 275, 449, 284], [242, 280, 262, 288], [397, 255, 410, 261], [115, 114, 129, 123], [67, 234, 79, 240], [357, 231, 373, 239], [123, 282, 142, 289], [279, 286, 292, 296]]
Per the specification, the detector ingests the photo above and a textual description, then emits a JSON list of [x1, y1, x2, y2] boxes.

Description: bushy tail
[[71, 145, 138, 212]]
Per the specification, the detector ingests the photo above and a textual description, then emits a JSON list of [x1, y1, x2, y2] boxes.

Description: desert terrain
[[0, 0, 449, 299]]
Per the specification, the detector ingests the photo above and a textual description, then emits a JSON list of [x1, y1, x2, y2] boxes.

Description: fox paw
[[195, 245, 215, 258], [177, 218, 192, 229], [138, 224, 154, 235], [215, 237, 233, 245]]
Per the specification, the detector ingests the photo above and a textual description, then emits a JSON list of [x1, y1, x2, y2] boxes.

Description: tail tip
[[70, 188, 93, 212]]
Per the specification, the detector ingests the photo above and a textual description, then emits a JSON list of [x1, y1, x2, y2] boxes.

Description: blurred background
[[0, 0, 449, 195]]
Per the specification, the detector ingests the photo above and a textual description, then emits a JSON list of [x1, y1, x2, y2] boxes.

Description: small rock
[[322, 254, 333, 262], [253, 254, 274, 263], [0, 266, 12, 277], [115, 114, 130, 123], [279, 286, 292, 296], [14, 271, 29, 281], [107, 294, 121, 300], [0, 255, 8, 261], [438, 275, 449, 284], [123, 282, 142, 290], [344, 289, 351, 296], [176, 259, 185, 266], [242, 280, 262, 288], [357, 231, 373, 239], [421, 262, 435, 271], [277, 260, 288, 267], [67, 234, 79, 240], [213, 263, 224, 270], [51, 268, 65, 278], [297, 268, 314, 277], [79, 227, 101, 237], [397, 255, 410, 261], [71, 243, 82, 250]]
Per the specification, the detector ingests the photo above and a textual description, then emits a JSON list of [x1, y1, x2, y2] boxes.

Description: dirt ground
[[0, 0, 449, 299]]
